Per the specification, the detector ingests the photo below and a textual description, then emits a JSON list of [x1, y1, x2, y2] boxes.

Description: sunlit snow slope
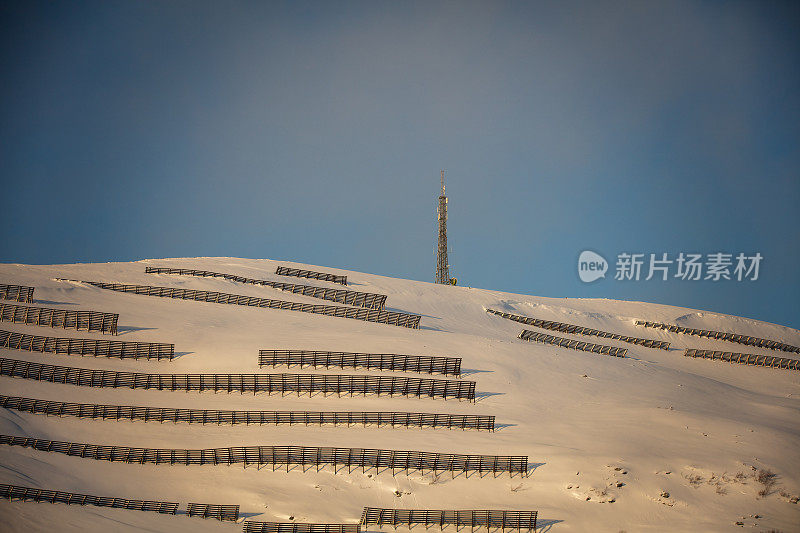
[[0, 258, 798, 532]]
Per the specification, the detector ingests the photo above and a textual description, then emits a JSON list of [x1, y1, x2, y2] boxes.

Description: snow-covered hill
[[1, 257, 798, 532]]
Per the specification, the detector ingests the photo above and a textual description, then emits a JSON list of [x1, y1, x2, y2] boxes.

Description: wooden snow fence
[[0, 435, 529, 476], [275, 266, 347, 285], [518, 329, 628, 357], [684, 348, 800, 371], [487, 309, 668, 349], [187, 502, 240, 521], [0, 394, 495, 430], [637, 320, 799, 353], [0, 283, 35, 303], [359, 508, 538, 532], [59, 279, 420, 329], [0, 358, 476, 400], [0, 330, 173, 360], [244, 523, 360, 533], [146, 267, 385, 309], [0, 302, 118, 334], [259, 350, 462, 377], [0, 482, 178, 515]]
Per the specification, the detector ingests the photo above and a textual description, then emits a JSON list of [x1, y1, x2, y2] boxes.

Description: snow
[[1, 257, 798, 532]]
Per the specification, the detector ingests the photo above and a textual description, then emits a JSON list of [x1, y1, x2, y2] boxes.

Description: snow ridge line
[[57, 279, 421, 329], [0, 393, 496, 430], [0, 357, 476, 400], [0, 434, 530, 476], [145, 266, 386, 309]]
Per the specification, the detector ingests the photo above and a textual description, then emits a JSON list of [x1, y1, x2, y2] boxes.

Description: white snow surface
[[0, 257, 798, 533]]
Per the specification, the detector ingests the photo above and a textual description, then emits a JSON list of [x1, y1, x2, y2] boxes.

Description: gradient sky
[[1, 1, 798, 328]]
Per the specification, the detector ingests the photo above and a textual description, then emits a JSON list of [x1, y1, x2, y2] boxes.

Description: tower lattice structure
[[436, 170, 451, 284]]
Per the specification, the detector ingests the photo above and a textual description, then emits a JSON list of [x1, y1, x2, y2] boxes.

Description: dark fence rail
[[0, 434, 529, 476], [0, 358, 475, 400], [187, 502, 240, 521], [276, 266, 347, 286], [0, 302, 118, 334], [360, 508, 538, 531], [59, 279, 420, 329], [636, 320, 799, 354], [245, 523, 360, 533], [0, 330, 173, 360], [0, 394, 495, 430], [259, 350, 461, 377], [487, 309, 668, 350], [684, 348, 800, 371], [0, 283, 34, 303], [0, 482, 178, 515], [146, 267, 385, 309], [519, 330, 628, 357]]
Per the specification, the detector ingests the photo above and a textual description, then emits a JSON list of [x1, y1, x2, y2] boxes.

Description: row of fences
[[636, 320, 799, 353], [0, 482, 178, 515], [0, 283, 34, 303], [0, 434, 529, 476], [187, 502, 240, 521], [519, 330, 628, 357], [360, 508, 537, 532], [245, 509, 539, 533], [276, 266, 347, 285], [0, 330, 174, 360], [487, 309, 669, 350], [146, 267, 386, 310], [0, 394, 495, 430], [0, 357, 476, 400], [259, 350, 462, 377], [1, 483, 538, 531], [684, 349, 800, 371], [60, 279, 420, 329], [0, 302, 118, 334], [0, 483, 238, 522], [245, 523, 359, 533]]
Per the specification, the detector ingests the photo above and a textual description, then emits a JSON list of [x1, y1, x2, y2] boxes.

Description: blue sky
[[1, 1, 798, 328]]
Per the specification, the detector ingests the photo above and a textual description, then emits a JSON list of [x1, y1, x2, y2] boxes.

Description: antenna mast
[[436, 170, 452, 284]]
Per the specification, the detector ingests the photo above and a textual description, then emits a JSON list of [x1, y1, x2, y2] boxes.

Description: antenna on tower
[[436, 170, 456, 285]]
